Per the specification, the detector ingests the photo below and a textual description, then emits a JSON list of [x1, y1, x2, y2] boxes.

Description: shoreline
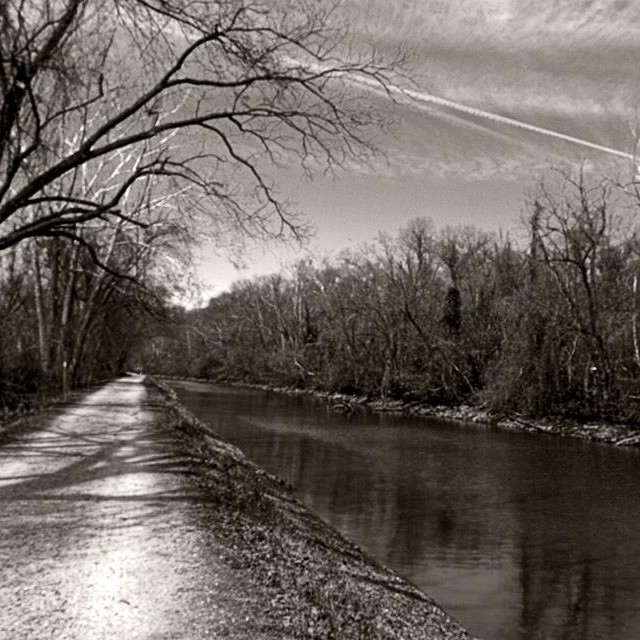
[[159, 375, 640, 448], [148, 375, 477, 639]]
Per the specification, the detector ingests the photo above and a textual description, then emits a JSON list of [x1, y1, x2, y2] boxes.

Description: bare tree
[[527, 169, 631, 413], [0, 0, 404, 254]]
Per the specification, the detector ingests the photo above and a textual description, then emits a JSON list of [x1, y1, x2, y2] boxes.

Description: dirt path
[[0, 375, 270, 639]]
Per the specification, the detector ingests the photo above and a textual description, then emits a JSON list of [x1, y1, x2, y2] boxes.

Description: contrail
[[285, 56, 633, 162], [398, 85, 633, 161], [344, 69, 635, 161]]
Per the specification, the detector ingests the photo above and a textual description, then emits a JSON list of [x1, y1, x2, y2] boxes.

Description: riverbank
[[149, 376, 477, 639], [158, 375, 640, 448]]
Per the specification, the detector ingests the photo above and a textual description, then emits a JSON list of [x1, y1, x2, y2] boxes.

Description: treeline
[[0, 223, 182, 412], [145, 172, 640, 423]]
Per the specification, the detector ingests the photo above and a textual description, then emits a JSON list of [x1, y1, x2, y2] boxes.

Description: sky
[[195, 0, 640, 300]]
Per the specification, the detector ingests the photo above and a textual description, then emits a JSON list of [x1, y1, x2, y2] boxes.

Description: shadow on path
[[0, 376, 272, 640]]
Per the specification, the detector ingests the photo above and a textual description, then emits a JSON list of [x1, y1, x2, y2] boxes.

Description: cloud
[[343, 0, 640, 47], [342, 0, 640, 127], [319, 1, 640, 182], [281, 3, 640, 183]]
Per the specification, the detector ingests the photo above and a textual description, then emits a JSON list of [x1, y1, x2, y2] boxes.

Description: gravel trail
[[0, 375, 267, 639]]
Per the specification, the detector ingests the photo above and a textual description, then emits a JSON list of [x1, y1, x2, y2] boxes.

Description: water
[[170, 380, 640, 640]]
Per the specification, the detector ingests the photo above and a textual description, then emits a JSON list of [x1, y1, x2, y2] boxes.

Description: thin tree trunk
[[32, 245, 50, 375], [633, 273, 640, 371], [57, 244, 79, 394]]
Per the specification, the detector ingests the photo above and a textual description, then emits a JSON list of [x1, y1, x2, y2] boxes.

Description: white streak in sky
[[398, 85, 634, 161], [281, 55, 634, 164], [351, 73, 634, 161]]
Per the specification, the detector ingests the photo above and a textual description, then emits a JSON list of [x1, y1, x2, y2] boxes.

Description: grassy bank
[[148, 376, 477, 640]]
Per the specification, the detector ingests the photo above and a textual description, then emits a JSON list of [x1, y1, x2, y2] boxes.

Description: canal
[[169, 379, 640, 640]]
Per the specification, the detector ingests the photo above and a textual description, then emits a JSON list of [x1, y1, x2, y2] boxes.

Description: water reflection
[[172, 380, 640, 640]]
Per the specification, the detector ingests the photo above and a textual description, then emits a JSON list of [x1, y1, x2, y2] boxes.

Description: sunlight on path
[[0, 376, 260, 639]]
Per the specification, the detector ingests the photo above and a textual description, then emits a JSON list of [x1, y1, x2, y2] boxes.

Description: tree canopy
[[0, 0, 403, 253], [0, 0, 406, 404]]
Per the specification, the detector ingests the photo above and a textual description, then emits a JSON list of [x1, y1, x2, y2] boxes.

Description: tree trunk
[[31, 245, 50, 375], [57, 244, 79, 394], [633, 273, 640, 371]]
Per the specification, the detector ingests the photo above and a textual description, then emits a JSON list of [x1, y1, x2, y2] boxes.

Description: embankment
[[148, 376, 478, 640]]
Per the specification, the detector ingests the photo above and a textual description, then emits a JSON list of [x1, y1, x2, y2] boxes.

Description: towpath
[[0, 375, 269, 639]]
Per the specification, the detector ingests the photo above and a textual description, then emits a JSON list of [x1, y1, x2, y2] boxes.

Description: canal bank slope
[[150, 377, 477, 639]]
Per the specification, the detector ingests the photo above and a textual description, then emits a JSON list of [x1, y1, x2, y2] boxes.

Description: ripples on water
[[171, 380, 640, 640]]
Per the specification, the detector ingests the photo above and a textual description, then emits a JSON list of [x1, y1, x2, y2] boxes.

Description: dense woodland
[[143, 172, 640, 423], [0, 221, 184, 410]]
